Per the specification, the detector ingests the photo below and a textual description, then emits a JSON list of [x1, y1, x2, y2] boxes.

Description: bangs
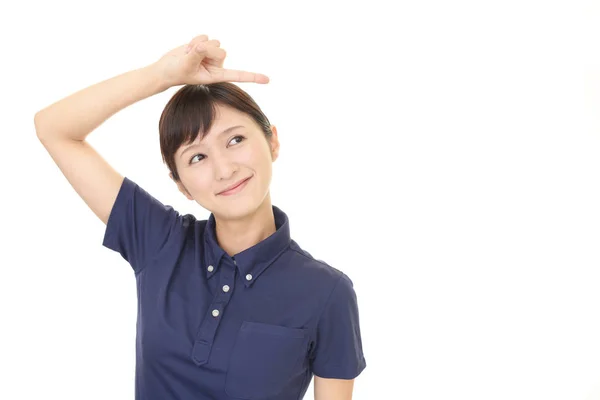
[[159, 85, 218, 162], [159, 82, 272, 182]]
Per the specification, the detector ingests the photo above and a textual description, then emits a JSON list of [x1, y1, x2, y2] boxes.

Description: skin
[[314, 376, 355, 399], [169, 103, 280, 257], [169, 103, 356, 399]]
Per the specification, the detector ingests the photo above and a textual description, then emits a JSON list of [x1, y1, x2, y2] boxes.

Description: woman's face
[[171, 104, 279, 220]]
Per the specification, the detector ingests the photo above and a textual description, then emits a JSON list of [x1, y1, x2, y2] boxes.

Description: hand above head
[[151, 34, 270, 88]]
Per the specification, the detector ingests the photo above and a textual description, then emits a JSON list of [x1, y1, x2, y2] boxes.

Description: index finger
[[220, 69, 270, 84]]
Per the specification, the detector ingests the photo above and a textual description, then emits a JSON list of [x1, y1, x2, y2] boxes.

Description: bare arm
[[34, 65, 168, 142], [34, 65, 168, 224], [34, 34, 267, 144], [314, 376, 355, 400], [33, 34, 266, 226]]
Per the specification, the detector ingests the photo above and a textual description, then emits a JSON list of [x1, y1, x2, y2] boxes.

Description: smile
[[217, 176, 252, 196]]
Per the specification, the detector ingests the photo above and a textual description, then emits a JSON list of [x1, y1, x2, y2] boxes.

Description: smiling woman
[[34, 33, 366, 400], [159, 83, 274, 183], [158, 83, 280, 223]]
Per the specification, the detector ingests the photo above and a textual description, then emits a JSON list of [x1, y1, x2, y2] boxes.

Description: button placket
[[191, 261, 236, 366]]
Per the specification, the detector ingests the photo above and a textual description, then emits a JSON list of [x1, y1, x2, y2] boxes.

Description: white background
[[1, 0, 599, 399]]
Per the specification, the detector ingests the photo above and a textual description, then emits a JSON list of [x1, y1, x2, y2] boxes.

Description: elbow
[[34, 111, 57, 141], [34, 112, 46, 138]]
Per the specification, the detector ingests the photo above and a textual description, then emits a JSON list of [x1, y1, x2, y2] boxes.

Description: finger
[[190, 42, 226, 62], [219, 69, 270, 84], [204, 39, 221, 48], [201, 43, 226, 68], [189, 39, 219, 49], [190, 34, 209, 43], [185, 37, 218, 53]]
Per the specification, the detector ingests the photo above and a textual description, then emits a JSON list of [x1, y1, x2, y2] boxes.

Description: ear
[[269, 125, 280, 162]]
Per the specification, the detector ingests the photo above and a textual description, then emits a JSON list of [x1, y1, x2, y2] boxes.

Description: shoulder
[[287, 240, 354, 297], [289, 239, 342, 272]]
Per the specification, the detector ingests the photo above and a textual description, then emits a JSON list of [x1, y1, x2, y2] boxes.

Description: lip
[[217, 176, 252, 196]]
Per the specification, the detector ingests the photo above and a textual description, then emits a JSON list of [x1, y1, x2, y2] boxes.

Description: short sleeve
[[102, 176, 184, 274], [309, 273, 367, 379]]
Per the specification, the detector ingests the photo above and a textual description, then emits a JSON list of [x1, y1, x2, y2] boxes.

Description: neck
[[214, 194, 276, 257]]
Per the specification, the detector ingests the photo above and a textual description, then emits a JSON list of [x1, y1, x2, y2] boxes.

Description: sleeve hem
[[312, 356, 367, 380], [101, 177, 136, 264]]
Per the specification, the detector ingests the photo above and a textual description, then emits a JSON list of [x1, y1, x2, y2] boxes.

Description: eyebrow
[[180, 125, 245, 157]]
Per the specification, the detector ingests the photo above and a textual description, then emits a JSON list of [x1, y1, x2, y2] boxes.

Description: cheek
[[229, 147, 264, 173], [183, 174, 212, 195], [256, 153, 274, 183], [237, 147, 257, 165]]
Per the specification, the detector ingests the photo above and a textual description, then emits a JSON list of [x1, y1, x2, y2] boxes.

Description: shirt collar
[[202, 205, 291, 287]]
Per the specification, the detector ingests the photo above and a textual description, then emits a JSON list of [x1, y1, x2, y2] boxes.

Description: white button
[[212, 309, 220, 317], [222, 285, 230, 292], [246, 274, 253, 281], [207, 265, 214, 272]]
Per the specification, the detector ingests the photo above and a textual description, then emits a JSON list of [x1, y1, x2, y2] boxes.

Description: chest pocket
[[225, 321, 308, 399]]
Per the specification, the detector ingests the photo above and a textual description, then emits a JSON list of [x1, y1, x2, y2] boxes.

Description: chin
[[214, 199, 257, 220]]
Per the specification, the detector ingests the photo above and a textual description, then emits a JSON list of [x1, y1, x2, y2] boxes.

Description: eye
[[188, 135, 246, 165], [229, 135, 245, 146], [189, 153, 205, 164]]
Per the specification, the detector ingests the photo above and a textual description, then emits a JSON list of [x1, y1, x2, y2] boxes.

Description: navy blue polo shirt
[[101, 177, 366, 399]]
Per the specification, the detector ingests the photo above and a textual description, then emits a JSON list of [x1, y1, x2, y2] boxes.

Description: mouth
[[217, 176, 252, 196]]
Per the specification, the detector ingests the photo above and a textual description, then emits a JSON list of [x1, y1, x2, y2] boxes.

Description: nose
[[212, 151, 237, 181]]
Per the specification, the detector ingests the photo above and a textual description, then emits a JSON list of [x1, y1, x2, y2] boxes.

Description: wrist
[[141, 63, 173, 93]]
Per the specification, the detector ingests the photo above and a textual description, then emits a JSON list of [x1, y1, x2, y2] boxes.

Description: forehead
[[213, 104, 247, 122], [205, 105, 254, 138], [176, 106, 254, 156]]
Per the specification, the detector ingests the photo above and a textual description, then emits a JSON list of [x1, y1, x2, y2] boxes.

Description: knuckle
[[190, 34, 209, 44]]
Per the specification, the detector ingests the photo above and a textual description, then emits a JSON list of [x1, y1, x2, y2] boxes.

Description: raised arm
[[34, 34, 269, 225], [34, 64, 168, 224]]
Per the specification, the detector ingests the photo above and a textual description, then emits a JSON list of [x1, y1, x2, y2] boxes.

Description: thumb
[[186, 42, 208, 59], [187, 43, 226, 69]]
